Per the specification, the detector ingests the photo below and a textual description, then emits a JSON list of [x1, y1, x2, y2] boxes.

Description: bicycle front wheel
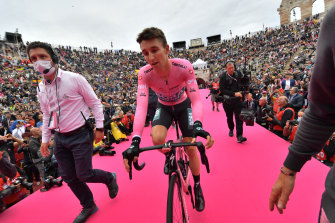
[[167, 174, 187, 223]]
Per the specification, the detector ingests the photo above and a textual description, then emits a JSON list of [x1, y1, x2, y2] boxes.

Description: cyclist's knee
[[151, 126, 167, 145], [185, 147, 197, 158], [152, 134, 165, 145]]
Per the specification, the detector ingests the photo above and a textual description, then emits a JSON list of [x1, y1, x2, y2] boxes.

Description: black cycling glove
[[192, 121, 210, 139], [122, 136, 141, 160]]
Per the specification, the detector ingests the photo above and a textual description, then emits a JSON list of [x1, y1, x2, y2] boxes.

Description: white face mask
[[33, 60, 55, 77], [297, 117, 302, 122]]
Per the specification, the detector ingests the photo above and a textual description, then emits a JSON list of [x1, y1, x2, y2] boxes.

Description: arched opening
[[312, 0, 325, 15], [196, 78, 206, 89], [290, 7, 301, 22]]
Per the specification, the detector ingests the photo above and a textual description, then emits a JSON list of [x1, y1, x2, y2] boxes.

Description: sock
[[193, 175, 200, 187]]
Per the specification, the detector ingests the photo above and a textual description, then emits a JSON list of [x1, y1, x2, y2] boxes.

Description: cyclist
[[123, 27, 214, 212]]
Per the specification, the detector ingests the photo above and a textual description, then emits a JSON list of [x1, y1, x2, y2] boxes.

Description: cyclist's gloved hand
[[192, 121, 209, 139], [122, 136, 141, 172], [192, 121, 214, 149]]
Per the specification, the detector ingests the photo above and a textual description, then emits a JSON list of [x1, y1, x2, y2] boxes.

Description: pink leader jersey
[[133, 58, 203, 137], [37, 69, 104, 143]]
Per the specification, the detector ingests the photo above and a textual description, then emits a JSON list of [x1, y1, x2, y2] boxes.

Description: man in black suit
[[288, 87, 304, 118], [1, 112, 12, 135]]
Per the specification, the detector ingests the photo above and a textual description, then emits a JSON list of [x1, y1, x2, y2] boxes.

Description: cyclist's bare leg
[[184, 137, 205, 212], [183, 137, 200, 176], [151, 125, 168, 153]]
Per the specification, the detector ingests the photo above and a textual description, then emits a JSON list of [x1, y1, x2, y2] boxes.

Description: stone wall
[[278, 0, 335, 25]]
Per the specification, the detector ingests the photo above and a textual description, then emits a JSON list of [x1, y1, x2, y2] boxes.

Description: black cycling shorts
[[151, 98, 193, 137]]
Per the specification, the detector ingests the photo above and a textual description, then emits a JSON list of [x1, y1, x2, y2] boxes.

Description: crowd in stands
[[0, 12, 334, 210]]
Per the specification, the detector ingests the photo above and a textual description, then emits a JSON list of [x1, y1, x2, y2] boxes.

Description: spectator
[[269, 8, 335, 221], [12, 121, 25, 140], [36, 114, 43, 128], [17, 133, 41, 185], [283, 108, 305, 142], [28, 128, 44, 180], [110, 114, 128, 143], [243, 93, 257, 114], [288, 87, 304, 118], [316, 132, 335, 166], [267, 96, 295, 138], [122, 109, 134, 134], [281, 73, 295, 97], [256, 97, 272, 130]]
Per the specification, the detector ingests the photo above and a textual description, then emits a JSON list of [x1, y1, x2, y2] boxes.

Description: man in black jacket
[[29, 128, 44, 179], [0, 150, 17, 179], [219, 62, 247, 143], [0, 149, 18, 210], [269, 7, 335, 222], [255, 97, 272, 130], [288, 87, 304, 118]]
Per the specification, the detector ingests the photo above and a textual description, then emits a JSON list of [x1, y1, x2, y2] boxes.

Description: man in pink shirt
[[122, 27, 214, 212], [27, 41, 118, 223]]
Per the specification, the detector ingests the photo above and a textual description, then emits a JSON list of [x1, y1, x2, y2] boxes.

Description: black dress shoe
[[229, 130, 234, 137], [237, 136, 247, 143], [107, 173, 119, 199], [194, 184, 205, 212], [73, 204, 98, 223]]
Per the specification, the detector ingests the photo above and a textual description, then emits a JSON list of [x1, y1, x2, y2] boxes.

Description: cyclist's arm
[[184, 62, 203, 122], [132, 70, 149, 138]]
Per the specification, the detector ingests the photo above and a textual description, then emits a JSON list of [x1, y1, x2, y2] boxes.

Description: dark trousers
[[223, 101, 243, 137], [54, 128, 112, 208], [24, 163, 41, 182]]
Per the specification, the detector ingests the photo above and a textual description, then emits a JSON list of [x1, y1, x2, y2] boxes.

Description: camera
[[93, 137, 116, 157], [0, 184, 18, 211], [262, 107, 274, 118], [239, 108, 255, 126], [1, 176, 34, 195], [40, 176, 63, 192], [98, 149, 116, 156], [289, 120, 299, 126], [214, 94, 231, 103], [237, 70, 251, 94]]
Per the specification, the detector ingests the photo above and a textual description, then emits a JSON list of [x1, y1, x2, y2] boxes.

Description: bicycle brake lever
[[134, 160, 146, 170], [128, 159, 133, 180], [197, 143, 210, 173]]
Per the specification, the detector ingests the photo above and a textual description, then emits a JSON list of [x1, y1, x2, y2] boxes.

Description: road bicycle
[[127, 121, 210, 223]]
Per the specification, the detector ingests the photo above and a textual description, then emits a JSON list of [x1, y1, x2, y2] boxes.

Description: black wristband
[[132, 136, 141, 145], [193, 120, 203, 128]]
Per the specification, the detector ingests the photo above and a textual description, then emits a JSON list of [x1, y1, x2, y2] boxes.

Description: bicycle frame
[[126, 120, 210, 223], [170, 145, 192, 223], [174, 146, 192, 194]]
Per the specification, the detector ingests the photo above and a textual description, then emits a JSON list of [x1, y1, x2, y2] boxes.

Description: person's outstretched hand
[[269, 167, 296, 214]]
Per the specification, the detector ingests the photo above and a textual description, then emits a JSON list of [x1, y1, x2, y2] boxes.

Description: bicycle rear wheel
[[167, 174, 187, 223]]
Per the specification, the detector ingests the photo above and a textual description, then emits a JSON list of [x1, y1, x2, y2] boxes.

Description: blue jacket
[[281, 79, 295, 90]]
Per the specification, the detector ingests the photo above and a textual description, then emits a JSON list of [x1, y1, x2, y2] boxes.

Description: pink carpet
[[0, 89, 330, 223]]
